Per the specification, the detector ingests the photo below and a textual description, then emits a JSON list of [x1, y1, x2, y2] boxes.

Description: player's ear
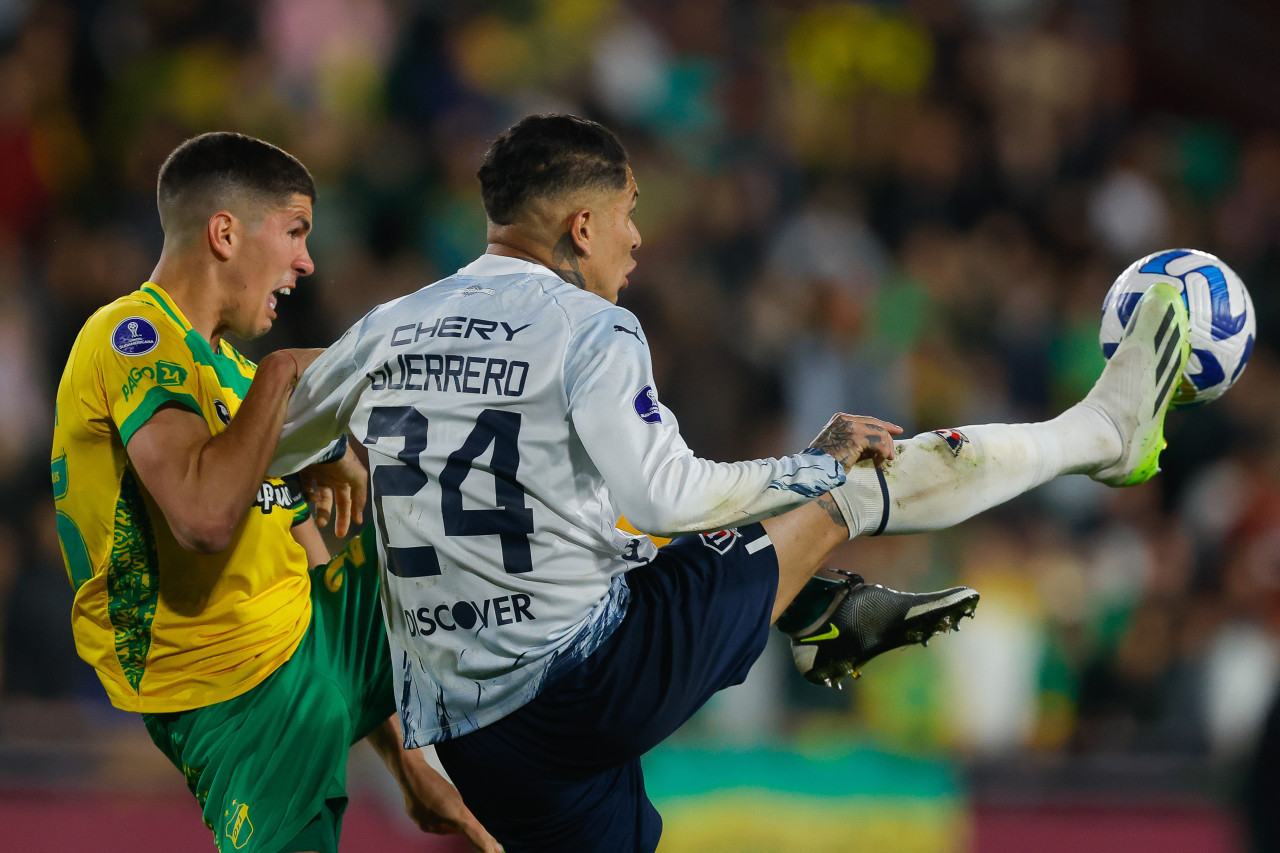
[[566, 207, 592, 258], [207, 211, 235, 261]]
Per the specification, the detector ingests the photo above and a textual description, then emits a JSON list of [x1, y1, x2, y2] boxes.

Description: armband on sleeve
[[315, 434, 348, 464]]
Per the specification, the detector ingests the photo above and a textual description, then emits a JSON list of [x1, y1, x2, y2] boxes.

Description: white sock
[[831, 403, 1122, 537]]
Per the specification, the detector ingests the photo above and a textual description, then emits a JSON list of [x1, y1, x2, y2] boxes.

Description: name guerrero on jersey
[[272, 255, 845, 745]]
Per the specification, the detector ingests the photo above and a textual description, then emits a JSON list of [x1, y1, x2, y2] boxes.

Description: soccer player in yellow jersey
[[51, 133, 500, 853]]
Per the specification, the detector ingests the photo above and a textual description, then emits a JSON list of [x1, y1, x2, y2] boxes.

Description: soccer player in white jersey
[[272, 115, 1190, 851]]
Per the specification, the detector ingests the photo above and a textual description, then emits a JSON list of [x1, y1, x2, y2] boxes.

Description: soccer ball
[[1100, 249, 1255, 406]]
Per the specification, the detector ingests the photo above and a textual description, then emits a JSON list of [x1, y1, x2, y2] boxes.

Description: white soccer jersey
[[272, 254, 846, 745]]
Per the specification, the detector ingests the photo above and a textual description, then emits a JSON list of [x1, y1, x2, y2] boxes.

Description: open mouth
[[268, 285, 291, 316]]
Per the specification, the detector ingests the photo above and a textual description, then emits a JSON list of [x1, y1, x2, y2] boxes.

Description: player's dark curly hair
[[478, 114, 629, 225], [157, 132, 315, 222]]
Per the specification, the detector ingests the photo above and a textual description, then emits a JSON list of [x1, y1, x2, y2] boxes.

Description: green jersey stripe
[[183, 328, 253, 399], [56, 510, 94, 590], [120, 387, 203, 446], [141, 283, 254, 399], [108, 469, 160, 691], [141, 283, 187, 330]]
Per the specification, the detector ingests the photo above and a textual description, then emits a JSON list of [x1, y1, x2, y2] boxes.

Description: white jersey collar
[[459, 253, 559, 279]]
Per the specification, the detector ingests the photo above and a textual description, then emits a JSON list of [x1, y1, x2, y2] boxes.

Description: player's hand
[[808, 413, 904, 470], [399, 762, 504, 853], [269, 347, 325, 386], [366, 717, 505, 852], [299, 450, 367, 538]]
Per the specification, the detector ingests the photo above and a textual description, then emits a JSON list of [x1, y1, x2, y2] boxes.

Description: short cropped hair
[[478, 115, 629, 225], [157, 132, 315, 233]]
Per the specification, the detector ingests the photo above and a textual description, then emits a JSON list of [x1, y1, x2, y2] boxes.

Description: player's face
[[583, 167, 640, 304], [227, 194, 314, 339]]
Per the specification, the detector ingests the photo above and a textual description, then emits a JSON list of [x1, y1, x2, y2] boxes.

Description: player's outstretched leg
[[776, 570, 978, 687], [772, 282, 1187, 685], [763, 502, 979, 688], [827, 281, 1191, 537]]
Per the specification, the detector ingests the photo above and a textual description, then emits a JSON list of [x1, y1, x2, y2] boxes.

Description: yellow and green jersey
[[52, 282, 313, 713]]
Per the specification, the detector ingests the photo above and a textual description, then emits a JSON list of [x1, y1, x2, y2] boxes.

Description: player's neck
[[486, 241, 552, 271], [148, 252, 227, 348]]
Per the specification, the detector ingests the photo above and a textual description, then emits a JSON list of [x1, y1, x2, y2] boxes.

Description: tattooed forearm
[[551, 232, 587, 289], [815, 493, 847, 528]]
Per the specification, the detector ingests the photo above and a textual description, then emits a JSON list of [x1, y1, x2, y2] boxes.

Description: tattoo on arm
[[812, 419, 854, 455], [815, 493, 847, 528], [812, 419, 861, 468], [551, 232, 587, 289]]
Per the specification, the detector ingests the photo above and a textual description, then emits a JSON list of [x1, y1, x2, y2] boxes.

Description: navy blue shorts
[[435, 523, 779, 853]]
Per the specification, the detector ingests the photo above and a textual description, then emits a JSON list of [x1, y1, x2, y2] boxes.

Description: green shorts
[[143, 526, 394, 853]]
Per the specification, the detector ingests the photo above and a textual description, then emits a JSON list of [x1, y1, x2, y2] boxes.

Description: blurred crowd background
[[2, 0, 1279, 849]]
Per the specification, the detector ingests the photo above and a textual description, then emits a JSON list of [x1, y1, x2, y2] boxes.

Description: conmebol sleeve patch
[[632, 386, 661, 424]]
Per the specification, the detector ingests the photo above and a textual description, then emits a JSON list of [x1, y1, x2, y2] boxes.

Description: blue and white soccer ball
[[1100, 249, 1255, 406]]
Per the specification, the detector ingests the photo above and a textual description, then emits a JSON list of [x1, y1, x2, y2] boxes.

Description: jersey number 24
[[364, 406, 534, 576]]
